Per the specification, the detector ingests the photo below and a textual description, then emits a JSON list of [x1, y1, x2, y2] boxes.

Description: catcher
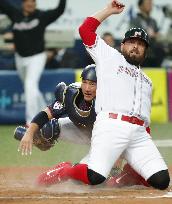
[[16, 64, 96, 152], [15, 64, 149, 187]]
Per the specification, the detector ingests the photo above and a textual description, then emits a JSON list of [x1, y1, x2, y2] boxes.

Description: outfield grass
[[151, 122, 172, 139], [0, 123, 172, 167], [0, 125, 89, 167]]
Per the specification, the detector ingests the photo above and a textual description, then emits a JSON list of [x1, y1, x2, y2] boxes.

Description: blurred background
[[0, 0, 172, 167]]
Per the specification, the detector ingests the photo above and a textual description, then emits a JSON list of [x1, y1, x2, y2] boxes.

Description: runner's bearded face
[[81, 80, 97, 102], [121, 38, 147, 66]]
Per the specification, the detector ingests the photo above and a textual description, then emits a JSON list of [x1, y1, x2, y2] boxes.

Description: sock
[[125, 164, 150, 187], [67, 163, 90, 184]]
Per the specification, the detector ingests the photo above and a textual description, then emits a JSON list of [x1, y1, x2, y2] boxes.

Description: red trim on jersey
[[68, 163, 90, 184], [79, 17, 101, 47], [146, 127, 151, 134]]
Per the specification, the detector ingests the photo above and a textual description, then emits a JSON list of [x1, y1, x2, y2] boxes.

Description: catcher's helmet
[[81, 64, 97, 82], [122, 27, 149, 46]]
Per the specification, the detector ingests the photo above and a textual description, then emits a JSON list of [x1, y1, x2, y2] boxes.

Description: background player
[[0, 0, 66, 125], [36, 0, 170, 190]]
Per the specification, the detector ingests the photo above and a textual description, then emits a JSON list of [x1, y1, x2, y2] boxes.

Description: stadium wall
[[0, 69, 75, 124], [0, 68, 172, 124], [168, 70, 172, 121]]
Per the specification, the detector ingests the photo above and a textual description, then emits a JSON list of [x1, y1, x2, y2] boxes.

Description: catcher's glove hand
[[33, 131, 54, 151], [34, 119, 60, 151], [14, 119, 60, 151]]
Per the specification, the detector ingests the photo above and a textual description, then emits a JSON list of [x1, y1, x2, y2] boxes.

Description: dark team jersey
[[48, 82, 96, 128], [0, 0, 66, 57]]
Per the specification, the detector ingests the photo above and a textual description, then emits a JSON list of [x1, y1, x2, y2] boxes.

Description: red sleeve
[[79, 17, 101, 47]]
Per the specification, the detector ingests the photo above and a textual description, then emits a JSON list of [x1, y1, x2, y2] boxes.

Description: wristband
[[31, 111, 49, 129]]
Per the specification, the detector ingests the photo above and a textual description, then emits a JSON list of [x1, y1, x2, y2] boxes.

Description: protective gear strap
[[31, 111, 49, 129]]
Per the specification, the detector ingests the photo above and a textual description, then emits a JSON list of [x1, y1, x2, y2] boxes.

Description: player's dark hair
[[102, 32, 114, 38], [138, 0, 144, 7]]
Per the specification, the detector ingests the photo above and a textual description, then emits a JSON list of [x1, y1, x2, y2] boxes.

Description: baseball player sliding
[[16, 64, 149, 187], [36, 0, 170, 190]]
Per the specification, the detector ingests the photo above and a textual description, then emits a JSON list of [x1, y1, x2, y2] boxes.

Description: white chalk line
[[0, 192, 172, 200], [154, 139, 172, 147], [0, 139, 171, 201]]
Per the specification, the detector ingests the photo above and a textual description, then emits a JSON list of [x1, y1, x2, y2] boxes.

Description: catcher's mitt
[[32, 131, 52, 151], [34, 119, 60, 151], [14, 119, 60, 151]]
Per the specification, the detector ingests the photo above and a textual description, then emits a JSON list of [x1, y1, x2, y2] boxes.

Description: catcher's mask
[[81, 64, 97, 82], [122, 27, 149, 47]]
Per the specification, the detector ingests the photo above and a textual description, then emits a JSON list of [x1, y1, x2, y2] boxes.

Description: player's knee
[[147, 170, 170, 190], [87, 169, 106, 185]]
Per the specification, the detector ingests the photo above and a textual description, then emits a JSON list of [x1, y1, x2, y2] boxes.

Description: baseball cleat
[[14, 126, 27, 141], [106, 163, 150, 187], [36, 162, 72, 186]]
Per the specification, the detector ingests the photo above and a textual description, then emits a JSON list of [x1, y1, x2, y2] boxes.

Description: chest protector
[[64, 84, 96, 128]]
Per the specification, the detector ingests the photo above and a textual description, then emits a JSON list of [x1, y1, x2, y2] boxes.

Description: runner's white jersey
[[85, 35, 152, 124]]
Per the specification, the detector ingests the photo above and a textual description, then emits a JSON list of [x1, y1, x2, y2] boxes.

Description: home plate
[[162, 192, 172, 198], [137, 191, 172, 199]]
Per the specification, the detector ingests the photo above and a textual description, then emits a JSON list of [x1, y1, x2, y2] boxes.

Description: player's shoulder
[[65, 82, 82, 99], [54, 82, 81, 101], [56, 82, 67, 91], [68, 82, 81, 89], [54, 82, 67, 103]]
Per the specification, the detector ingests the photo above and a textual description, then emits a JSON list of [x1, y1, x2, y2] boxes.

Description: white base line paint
[[0, 192, 172, 200], [154, 139, 172, 147], [137, 192, 172, 198]]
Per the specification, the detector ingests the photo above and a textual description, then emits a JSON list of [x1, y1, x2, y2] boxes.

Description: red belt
[[109, 113, 150, 134]]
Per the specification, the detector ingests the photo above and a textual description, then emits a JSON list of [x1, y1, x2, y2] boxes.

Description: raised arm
[[42, 0, 67, 26], [91, 0, 125, 23], [79, 0, 125, 47]]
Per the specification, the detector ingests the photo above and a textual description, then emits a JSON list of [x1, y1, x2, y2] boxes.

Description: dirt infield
[[0, 167, 172, 204]]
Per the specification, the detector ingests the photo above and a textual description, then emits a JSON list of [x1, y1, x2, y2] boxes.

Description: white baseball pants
[[87, 112, 168, 180], [15, 52, 47, 124]]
